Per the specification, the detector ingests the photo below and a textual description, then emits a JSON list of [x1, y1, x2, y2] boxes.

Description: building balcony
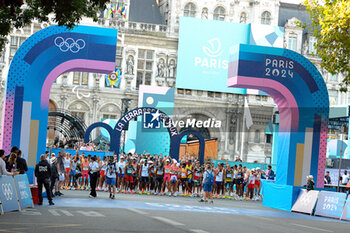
[[97, 18, 168, 37]]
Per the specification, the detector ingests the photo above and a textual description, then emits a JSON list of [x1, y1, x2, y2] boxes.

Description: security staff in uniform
[[35, 154, 54, 205]]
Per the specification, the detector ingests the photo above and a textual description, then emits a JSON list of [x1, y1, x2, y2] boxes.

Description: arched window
[[214, 6, 225, 21], [240, 12, 247, 23], [184, 3, 196, 17], [254, 130, 260, 143], [261, 11, 271, 25]]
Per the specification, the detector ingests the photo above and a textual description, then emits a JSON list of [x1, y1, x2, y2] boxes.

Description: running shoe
[[130, 190, 134, 194], [199, 199, 205, 202]]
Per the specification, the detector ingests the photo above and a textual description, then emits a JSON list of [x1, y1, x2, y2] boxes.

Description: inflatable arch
[[228, 44, 329, 210], [0, 26, 118, 166], [84, 107, 206, 164]]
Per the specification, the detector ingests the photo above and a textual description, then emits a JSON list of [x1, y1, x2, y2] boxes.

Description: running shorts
[[106, 177, 116, 186], [163, 174, 170, 182], [125, 175, 133, 183]]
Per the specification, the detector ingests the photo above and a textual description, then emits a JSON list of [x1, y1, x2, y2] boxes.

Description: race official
[[35, 154, 54, 205]]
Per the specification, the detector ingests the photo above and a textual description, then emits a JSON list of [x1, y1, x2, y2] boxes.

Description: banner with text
[[0, 176, 20, 213], [315, 191, 347, 219], [14, 175, 34, 209], [176, 17, 284, 94]]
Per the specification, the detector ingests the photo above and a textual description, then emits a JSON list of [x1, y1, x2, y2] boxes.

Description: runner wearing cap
[[255, 167, 262, 200], [247, 168, 256, 200]]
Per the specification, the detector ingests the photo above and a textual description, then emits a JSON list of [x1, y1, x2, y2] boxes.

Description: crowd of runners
[[47, 150, 275, 201]]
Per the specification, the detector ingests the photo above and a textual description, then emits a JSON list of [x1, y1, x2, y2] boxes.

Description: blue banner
[[14, 175, 33, 209], [0, 176, 20, 213], [341, 195, 350, 221], [315, 191, 347, 219]]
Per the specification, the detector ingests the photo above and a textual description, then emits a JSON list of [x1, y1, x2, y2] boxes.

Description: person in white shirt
[[341, 171, 349, 185], [0, 149, 19, 176], [118, 157, 126, 192], [89, 157, 99, 198]]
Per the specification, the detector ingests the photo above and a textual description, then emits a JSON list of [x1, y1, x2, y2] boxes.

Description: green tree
[[0, 0, 108, 53], [303, 0, 350, 90]]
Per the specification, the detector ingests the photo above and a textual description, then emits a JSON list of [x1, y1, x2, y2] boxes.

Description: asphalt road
[[0, 190, 349, 233]]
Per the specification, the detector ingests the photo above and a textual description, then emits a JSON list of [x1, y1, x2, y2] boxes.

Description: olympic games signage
[[291, 189, 319, 214], [14, 175, 34, 209], [176, 17, 284, 94], [0, 176, 20, 213]]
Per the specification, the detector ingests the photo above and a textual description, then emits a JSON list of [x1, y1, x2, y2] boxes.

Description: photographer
[[106, 156, 118, 199]]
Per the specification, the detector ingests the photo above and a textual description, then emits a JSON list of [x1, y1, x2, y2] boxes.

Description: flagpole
[[240, 101, 246, 161]]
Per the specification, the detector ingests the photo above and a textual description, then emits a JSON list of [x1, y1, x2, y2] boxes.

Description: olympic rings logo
[[300, 194, 313, 206], [54, 37, 86, 53], [1, 183, 13, 201]]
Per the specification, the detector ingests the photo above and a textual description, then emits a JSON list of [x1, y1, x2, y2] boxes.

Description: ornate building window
[[309, 36, 317, 55], [9, 36, 26, 58], [254, 130, 260, 143], [73, 72, 89, 86], [261, 11, 271, 25], [240, 12, 247, 23], [287, 33, 297, 51], [115, 46, 123, 69], [214, 7, 225, 21], [184, 3, 196, 17], [137, 49, 154, 89]]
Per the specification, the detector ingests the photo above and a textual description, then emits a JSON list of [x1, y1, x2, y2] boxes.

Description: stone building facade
[[0, 0, 345, 162]]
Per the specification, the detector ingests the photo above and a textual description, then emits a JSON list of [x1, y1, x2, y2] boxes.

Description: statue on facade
[[167, 59, 176, 78], [126, 55, 134, 75], [157, 58, 165, 77], [201, 8, 208, 19]]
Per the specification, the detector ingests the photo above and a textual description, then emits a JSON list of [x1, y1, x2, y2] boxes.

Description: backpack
[[205, 170, 214, 186]]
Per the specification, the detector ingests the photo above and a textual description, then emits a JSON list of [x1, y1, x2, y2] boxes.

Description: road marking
[[191, 229, 210, 233], [48, 209, 74, 216], [249, 215, 275, 222], [41, 224, 81, 229], [152, 216, 185, 226], [289, 223, 334, 232], [129, 208, 147, 215], [21, 209, 42, 216], [76, 210, 105, 217]]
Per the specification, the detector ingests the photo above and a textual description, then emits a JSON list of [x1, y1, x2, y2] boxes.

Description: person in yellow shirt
[[185, 160, 193, 196]]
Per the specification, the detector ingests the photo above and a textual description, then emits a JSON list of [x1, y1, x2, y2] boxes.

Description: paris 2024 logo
[[194, 38, 228, 70]]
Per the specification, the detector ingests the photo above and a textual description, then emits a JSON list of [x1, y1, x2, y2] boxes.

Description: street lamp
[[120, 98, 131, 153]]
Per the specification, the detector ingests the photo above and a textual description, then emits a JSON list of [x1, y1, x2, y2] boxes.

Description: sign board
[[0, 176, 20, 213], [291, 189, 319, 214], [14, 175, 34, 209], [176, 17, 284, 94], [341, 195, 350, 221], [315, 191, 347, 219]]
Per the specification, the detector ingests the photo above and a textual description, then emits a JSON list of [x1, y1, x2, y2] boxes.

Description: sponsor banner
[[315, 191, 347, 219], [291, 189, 319, 214], [341, 195, 350, 221], [14, 175, 34, 209], [176, 17, 284, 94], [0, 176, 20, 213]]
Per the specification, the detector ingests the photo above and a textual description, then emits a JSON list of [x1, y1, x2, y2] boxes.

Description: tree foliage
[[0, 0, 108, 53], [303, 0, 350, 90]]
